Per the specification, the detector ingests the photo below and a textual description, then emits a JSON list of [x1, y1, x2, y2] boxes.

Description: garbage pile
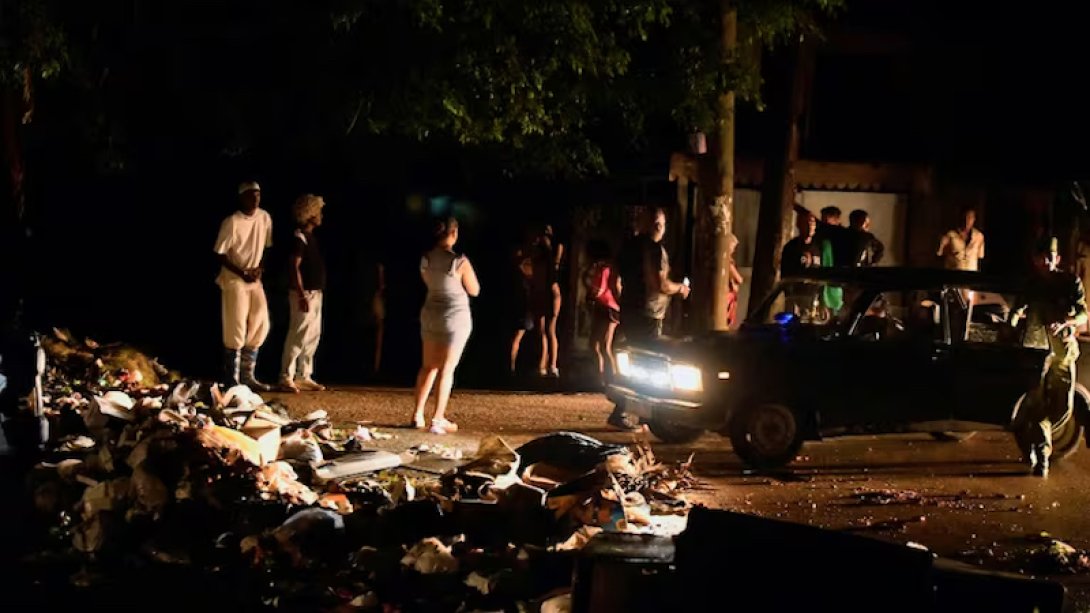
[[21, 338, 697, 610], [42, 328, 181, 391]]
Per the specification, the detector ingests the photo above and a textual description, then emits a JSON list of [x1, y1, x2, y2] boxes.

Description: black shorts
[[514, 311, 534, 332], [590, 304, 620, 339]]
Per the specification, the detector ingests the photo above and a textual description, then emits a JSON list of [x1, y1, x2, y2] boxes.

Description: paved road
[[269, 385, 1090, 609]]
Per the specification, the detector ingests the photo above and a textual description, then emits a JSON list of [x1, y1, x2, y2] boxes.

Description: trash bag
[[272, 507, 346, 567], [515, 432, 627, 474]]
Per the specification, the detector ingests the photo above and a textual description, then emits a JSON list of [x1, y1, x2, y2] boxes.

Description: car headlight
[[615, 351, 631, 377], [669, 364, 703, 392]]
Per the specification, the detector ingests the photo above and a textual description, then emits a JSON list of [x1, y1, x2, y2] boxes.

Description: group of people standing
[[212, 182, 476, 435], [781, 205, 886, 276], [213, 182, 328, 395], [509, 226, 564, 378], [782, 202, 986, 276]]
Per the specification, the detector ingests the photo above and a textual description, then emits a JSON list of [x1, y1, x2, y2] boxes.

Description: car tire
[[646, 419, 704, 444], [1011, 393, 1084, 463], [1050, 412, 1083, 462], [729, 403, 804, 469], [929, 431, 977, 442]]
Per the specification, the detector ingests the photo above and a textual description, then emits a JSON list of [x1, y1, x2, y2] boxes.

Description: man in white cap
[[213, 181, 273, 391]]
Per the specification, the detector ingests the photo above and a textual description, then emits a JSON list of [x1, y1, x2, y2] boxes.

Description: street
[[270, 385, 1090, 609]]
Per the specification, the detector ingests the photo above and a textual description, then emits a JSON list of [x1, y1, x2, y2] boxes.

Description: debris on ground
[[955, 532, 1090, 575], [847, 488, 1025, 512], [411, 442, 464, 461], [844, 514, 927, 533], [15, 337, 698, 611]]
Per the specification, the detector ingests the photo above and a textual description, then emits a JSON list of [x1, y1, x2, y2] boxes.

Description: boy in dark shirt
[[781, 212, 822, 277]]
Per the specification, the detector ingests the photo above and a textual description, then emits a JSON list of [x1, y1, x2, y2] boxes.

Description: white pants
[[221, 280, 270, 350], [281, 290, 323, 380]]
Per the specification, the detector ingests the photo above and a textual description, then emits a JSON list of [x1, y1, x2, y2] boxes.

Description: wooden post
[[709, 1, 737, 331], [750, 37, 812, 308]]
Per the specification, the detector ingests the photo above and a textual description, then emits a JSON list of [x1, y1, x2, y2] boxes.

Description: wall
[[731, 189, 909, 327]]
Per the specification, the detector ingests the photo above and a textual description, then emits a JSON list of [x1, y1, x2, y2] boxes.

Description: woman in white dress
[[411, 218, 480, 434]]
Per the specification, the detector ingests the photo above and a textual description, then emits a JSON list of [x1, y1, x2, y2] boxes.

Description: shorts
[[514, 311, 534, 332], [590, 304, 620, 340]]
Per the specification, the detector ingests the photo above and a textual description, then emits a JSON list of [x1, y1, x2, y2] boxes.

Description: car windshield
[[756, 280, 864, 327]]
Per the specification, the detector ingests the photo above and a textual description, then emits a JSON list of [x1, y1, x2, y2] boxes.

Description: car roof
[[780, 267, 1027, 293]]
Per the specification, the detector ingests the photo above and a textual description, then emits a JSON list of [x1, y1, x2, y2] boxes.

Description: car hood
[[623, 325, 793, 362]]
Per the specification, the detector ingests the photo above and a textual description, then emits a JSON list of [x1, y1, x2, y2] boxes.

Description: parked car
[[606, 267, 1090, 468]]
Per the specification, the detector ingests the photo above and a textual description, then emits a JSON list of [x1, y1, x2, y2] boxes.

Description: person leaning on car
[[1012, 237, 1088, 478]]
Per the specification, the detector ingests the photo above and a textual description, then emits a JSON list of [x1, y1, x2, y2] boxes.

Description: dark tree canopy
[[3, 0, 842, 180]]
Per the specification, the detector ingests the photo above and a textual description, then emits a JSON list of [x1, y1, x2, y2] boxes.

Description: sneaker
[[548, 367, 560, 378], [429, 418, 459, 434], [279, 377, 300, 393], [296, 378, 326, 392]]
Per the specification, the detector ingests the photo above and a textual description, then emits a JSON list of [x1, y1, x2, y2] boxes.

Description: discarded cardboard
[[314, 450, 402, 481]]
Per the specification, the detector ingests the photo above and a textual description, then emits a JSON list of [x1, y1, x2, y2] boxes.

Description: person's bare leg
[[537, 316, 548, 373], [509, 329, 525, 372], [412, 367, 437, 427], [432, 341, 462, 425], [604, 321, 618, 380], [592, 338, 604, 377], [373, 319, 385, 373], [412, 341, 440, 427], [547, 313, 560, 372], [548, 286, 562, 371]]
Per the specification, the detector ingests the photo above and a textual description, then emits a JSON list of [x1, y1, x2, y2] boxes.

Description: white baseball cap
[[237, 181, 261, 195]]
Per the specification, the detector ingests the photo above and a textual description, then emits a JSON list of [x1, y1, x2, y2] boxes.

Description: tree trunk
[[750, 39, 811, 307], [709, 2, 737, 331], [2, 89, 27, 223]]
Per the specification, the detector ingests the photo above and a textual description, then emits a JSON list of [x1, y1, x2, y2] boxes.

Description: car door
[[765, 282, 861, 430], [947, 287, 1047, 425], [821, 290, 953, 430]]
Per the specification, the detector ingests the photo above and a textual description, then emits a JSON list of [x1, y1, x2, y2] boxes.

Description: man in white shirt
[[214, 181, 273, 391], [937, 206, 986, 271]]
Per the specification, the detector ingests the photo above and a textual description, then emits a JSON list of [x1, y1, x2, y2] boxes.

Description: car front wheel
[[729, 403, 804, 469], [1012, 394, 1084, 463], [646, 419, 704, 444]]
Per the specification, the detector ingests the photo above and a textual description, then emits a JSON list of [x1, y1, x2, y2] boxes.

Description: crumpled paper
[[401, 537, 459, 574]]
